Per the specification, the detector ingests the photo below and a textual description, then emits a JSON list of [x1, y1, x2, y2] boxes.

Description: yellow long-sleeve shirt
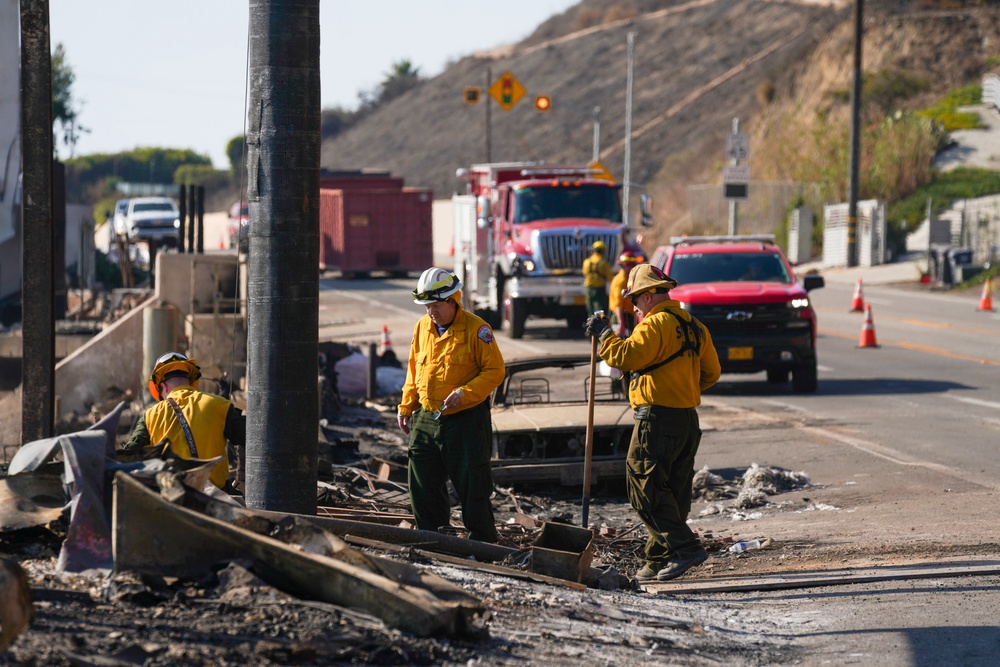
[[582, 252, 613, 288], [608, 268, 629, 312], [398, 304, 505, 417], [598, 300, 720, 409]]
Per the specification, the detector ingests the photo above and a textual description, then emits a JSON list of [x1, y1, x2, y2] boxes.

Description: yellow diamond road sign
[[488, 71, 526, 111]]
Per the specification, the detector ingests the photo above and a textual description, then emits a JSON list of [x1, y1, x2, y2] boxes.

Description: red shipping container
[[320, 170, 405, 191], [319, 186, 433, 275]]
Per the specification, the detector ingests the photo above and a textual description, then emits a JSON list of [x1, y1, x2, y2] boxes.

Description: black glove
[[585, 313, 612, 341]]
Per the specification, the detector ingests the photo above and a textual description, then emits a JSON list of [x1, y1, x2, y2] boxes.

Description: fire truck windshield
[[512, 185, 622, 224]]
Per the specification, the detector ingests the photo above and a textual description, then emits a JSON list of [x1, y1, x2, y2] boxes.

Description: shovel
[[581, 311, 602, 527]]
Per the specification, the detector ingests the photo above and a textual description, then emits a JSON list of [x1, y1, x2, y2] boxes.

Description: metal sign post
[[723, 118, 749, 235]]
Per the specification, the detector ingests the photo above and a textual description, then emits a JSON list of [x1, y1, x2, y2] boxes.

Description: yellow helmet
[[148, 351, 201, 401], [591, 240, 606, 252], [622, 263, 678, 300]]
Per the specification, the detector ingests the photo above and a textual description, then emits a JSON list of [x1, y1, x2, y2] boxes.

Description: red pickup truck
[[649, 235, 825, 392]]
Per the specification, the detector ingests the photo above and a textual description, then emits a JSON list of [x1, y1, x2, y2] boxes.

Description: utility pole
[[592, 106, 601, 163], [20, 0, 55, 442], [847, 0, 863, 267], [245, 0, 320, 514], [622, 32, 636, 227], [485, 67, 492, 163]]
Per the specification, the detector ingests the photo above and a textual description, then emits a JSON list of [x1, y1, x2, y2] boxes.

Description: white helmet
[[413, 267, 462, 304]]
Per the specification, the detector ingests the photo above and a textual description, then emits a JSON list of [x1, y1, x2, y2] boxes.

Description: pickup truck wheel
[[792, 362, 818, 393], [502, 283, 527, 339], [766, 369, 789, 384]]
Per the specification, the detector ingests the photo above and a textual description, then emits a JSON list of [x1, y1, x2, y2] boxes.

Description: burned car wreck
[[489, 355, 634, 485]]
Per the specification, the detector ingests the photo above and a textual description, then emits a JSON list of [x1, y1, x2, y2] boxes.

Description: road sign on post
[[723, 164, 749, 200], [725, 132, 749, 161], [488, 71, 526, 111], [463, 87, 481, 104]]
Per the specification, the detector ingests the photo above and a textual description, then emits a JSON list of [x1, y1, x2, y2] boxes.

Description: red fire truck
[[452, 162, 650, 338]]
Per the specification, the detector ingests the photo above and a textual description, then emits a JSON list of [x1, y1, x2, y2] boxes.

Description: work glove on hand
[[585, 313, 613, 342]]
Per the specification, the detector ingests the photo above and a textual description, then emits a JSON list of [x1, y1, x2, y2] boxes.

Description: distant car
[[649, 234, 824, 392], [120, 196, 181, 246], [489, 354, 632, 486], [228, 201, 248, 248], [110, 198, 130, 238]]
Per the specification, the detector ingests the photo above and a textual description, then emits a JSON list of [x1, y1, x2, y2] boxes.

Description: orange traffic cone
[[380, 324, 393, 356], [849, 278, 865, 312], [978, 279, 994, 312], [857, 304, 879, 348]]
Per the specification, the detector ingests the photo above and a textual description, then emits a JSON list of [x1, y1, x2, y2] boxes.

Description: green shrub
[[919, 84, 986, 130], [863, 69, 929, 114], [887, 167, 1000, 235]]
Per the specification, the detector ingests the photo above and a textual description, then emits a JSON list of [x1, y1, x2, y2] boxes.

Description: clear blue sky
[[48, 1, 578, 168]]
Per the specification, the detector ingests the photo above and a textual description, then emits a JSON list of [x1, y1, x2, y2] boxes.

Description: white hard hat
[[413, 267, 463, 304]]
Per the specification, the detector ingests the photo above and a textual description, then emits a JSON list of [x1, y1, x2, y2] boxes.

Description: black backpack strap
[[630, 310, 704, 385], [165, 398, 199, 457]]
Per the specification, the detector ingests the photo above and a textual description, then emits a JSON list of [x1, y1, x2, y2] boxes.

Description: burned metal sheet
[[112, 473, 487, 638], [0, 469, 66, 531]]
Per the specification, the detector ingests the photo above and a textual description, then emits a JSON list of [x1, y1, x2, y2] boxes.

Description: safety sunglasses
[[412, 289, 450, 302]]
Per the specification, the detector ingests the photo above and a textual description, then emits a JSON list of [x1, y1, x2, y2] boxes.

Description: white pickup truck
[[114, 196, 181, 245]]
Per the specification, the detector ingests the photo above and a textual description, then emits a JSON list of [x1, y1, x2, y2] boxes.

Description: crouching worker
[[124, 352, 246, 490], [586, 264, 721, 581], [397, 268, 505, 543]]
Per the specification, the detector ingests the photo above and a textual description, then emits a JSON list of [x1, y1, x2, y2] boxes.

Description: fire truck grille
[[537, 232, 618, 270]]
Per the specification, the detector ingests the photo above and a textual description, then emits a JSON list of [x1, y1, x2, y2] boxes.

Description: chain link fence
[[687, 182, 826, 236]]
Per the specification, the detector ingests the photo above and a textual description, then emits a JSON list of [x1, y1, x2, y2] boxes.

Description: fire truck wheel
[[502, 283, 527, 339]]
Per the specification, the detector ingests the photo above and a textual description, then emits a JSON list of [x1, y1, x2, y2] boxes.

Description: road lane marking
[[800, 425, 1000, 492], [819, 329, 1000, 366], [817, 307, 998, 335], [947, 395, 1000, 411], [332, 288, 416, 317], [702, 399, 1000, 490]]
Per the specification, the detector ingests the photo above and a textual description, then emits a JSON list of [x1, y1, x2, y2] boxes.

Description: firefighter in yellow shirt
[[124, 352, 246, 489], [397, 268, 505, 543], [585, 264, 721, 582], [608, 250, 643, 337], [582, 240, 614, 316]]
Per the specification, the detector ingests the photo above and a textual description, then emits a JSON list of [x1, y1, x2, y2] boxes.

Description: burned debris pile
[[694, 462, 812, 515]]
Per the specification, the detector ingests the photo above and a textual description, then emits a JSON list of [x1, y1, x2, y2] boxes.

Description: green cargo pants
[[626, 405, 702, 564], [407, 401, 498, 543], [586, 286, 609, 317]]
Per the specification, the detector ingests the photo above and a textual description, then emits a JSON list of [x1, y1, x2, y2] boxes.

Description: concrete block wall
[[54, 252, 246, 416], [55, 292, 154, 415]]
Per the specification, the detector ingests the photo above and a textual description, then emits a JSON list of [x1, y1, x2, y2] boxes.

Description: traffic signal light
[[534, 95, 552, 112], [501, 76, 514, 106], [463, 87, 481, 105]]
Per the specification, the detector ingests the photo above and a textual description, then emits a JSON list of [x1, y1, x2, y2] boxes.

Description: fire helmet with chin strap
[[412, 267, 463, 305], [622, 263, 678, 300], [148, 351, 202, 401]]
